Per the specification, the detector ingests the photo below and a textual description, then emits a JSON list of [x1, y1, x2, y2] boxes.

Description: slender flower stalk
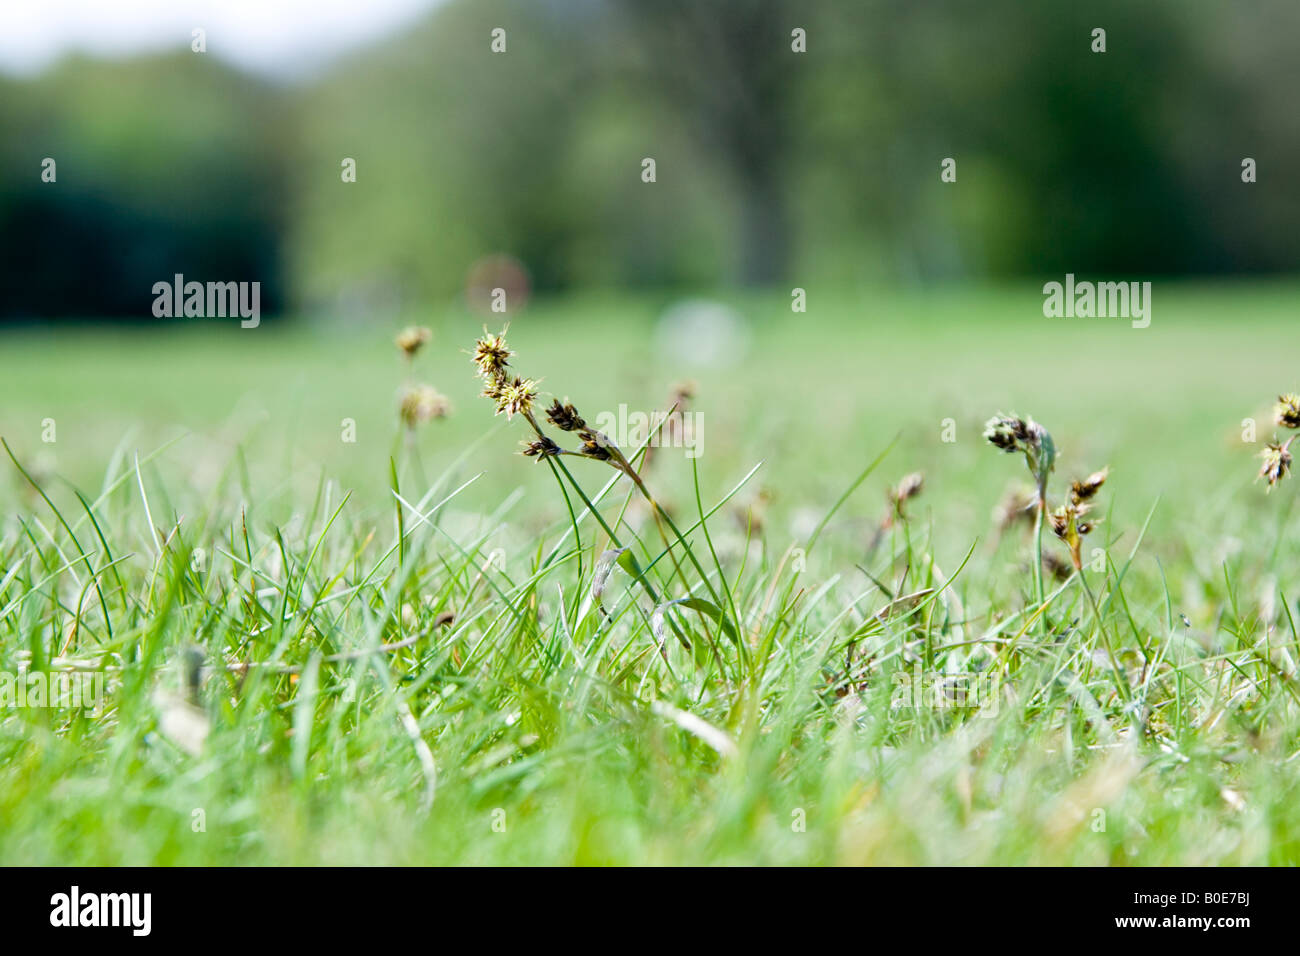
[[984, 414, 1055, 623], [985, 413, 1123, 697], [1077, 563, 1130, 705], [1052, 464, 1124, 700], [471, 327, 732, 668], [393, 327, 447, 478]]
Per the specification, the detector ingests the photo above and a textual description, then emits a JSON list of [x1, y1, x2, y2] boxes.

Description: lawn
[[2, 280, 1299, 864]]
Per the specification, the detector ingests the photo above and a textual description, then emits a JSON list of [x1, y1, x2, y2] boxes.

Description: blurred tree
[[0, 54, 289, 321], [607, 0, 797, 285]]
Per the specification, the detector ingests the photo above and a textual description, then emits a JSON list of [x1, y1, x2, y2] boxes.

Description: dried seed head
[[1070, 467, 1109, 505], [521, 436, 562, 461], [985, 413, 1055, 491], [1261, 441, 1292, 488], [396, 326, 432, 358], [493, 376, 537, 420], [1276, 394, 1300, 429], [1049, 483, 1101, 571], [399, 384, 449, 427], [1048, 506, 1071, 540], [546, 398, 586, 432], [578, 427, 613, 461], [984, 414, 1045, 455], [889, 472, 924, 517], [894, 472, 924, 502], [480, 377, 504, 402], [473, 328, 512, 381], [1048, 504, 1086, 570], [984, 417, 1022, 452]]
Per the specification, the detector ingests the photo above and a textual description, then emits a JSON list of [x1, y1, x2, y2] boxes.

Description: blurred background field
[[3, 281, 1297, 585]]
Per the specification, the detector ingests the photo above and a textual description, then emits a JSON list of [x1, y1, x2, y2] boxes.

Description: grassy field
[[3, 280, 1300, 864]]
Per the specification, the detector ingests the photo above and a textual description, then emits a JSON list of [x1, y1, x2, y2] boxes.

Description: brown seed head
[[985, 420, 1019, 452], [894, 472, 924, 502], [481, 376, 505, 401], [889, 472, 924, 517], [984, 414, 1040, 454], [521, 436, 562, 461], [546, 398, 586, 432], [578, 427, 613, 461], [473, 328, 512, 381], [396, 326, 432, 358], [1261, 441, 1292, 488], [493, 376, 537, 420], [1276, 394, 1300, 429], [399, 384, 449, 427], [1070, 467, 1109, 505]]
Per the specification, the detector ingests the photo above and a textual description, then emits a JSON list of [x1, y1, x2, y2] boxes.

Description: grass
[[2, 279, 1300, 865]]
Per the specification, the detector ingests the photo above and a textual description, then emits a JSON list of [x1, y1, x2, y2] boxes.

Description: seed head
[[889, 472, 924, 518], [396, 326, 432, 358], [985, 413, 1055, 491], [1048, 503, 1090, 570], [473, 328, 512, 381], [1261, 441, 1292, 489], [493, 376, 537, 421], [1276, 394, 1300, 429], [1070, 467, 1109, 505], [984, 414, 1039, 452], [578, 427, 613, 461], [1050, 481, 1101, 570], [1048, 506, 1071, 541], [399, 384, 449, 427], [894, 472, 924, 502], [521, 436, 561, 461], [984, 418, 1021, 452], [546, 398, 586, 432]]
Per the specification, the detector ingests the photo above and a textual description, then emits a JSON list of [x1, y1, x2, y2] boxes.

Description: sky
[[0, 0, 442, 78]]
